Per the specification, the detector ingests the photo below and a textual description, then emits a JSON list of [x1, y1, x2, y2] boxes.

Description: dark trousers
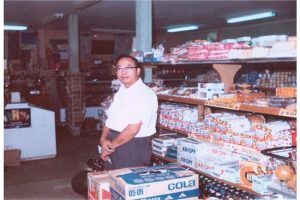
[[104, 129, 152, 170]]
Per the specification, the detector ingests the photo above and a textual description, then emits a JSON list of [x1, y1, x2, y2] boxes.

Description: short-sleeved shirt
[[105, 78, 158, 137]]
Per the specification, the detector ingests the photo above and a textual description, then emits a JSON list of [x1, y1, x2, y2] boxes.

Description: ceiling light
[[91, 28, 135, 34], [227, 11, 276, 23], [76, 0, 103, 10], [42, 13, 64, 25], [167, 25, 199, 33], [4, 25, 28, 31]]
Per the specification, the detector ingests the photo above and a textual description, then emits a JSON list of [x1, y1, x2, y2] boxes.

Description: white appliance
[[4, 103, 57, 160]]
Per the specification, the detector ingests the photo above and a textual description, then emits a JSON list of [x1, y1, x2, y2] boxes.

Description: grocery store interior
[[4, 1, 297, 199]]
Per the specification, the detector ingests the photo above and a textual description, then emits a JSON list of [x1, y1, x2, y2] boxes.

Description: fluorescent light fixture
[[76, 0, 103, 10], [227, 11, 276, 23], [4, 25, 28, 31], [91, 28, 135, 34], [42, 13, 64, 25], [167, 25, 199, 33]]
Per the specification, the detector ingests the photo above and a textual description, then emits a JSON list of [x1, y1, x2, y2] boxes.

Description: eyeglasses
[[114, 66, 137, 73]]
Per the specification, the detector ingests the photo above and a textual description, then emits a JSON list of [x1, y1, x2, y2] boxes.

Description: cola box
[[108, 164, 199, 200], [87, 171, 112, 200]]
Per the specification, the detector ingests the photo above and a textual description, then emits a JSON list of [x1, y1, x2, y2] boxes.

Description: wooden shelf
[[158, 124, 263, 159], [157, 124, 189, 136], [158, 94, 296, 118], [143, 57, 296, 66], [158, 94, 205, 105], [152, 154, 264, 197]]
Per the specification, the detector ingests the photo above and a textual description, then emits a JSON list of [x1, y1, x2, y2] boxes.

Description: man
[[100, 54, 158, 170]]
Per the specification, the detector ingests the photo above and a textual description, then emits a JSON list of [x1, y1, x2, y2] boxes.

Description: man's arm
[[99, 126, 114, 160], [100, 126, 109, 146], [111, 122, 142, 148]]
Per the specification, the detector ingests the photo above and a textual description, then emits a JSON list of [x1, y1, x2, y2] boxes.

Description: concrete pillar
[[68, 15, 79, 73], [135, 0, 152, 83]]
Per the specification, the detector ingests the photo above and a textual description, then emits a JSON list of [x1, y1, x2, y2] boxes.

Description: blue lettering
[[181, 157, 193, 165], [182, 147, 196, 154], [168, 180, 196, 190]]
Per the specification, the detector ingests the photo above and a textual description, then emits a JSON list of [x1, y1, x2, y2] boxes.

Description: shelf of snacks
[[205, 101, 296, 118], [152, 153, 264, 197], [156, 106, 296, 197], [151, 35, 296, 199], [158, 94, 205, 105], [157, 94, 296, 118], [157, 124, 265, 161], [143, 57, 296, 66]]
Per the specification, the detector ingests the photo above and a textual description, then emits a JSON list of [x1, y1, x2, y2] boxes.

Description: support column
[[213, 64, 242, 92], [68, 15, 79, 73], [135, 0, 152, 83]]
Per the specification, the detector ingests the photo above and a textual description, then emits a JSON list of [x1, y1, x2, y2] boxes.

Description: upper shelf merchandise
[[140, 35, 296, 64], [146, 35, 297, 199]]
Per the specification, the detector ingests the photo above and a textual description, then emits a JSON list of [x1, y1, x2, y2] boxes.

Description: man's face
[[115, 57, 140, 88]]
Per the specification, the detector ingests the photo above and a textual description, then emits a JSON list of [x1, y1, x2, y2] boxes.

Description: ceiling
[[4, 0, 297, 34]]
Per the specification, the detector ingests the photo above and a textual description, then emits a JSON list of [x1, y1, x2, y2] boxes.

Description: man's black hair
[[114, 54, 141, 69]]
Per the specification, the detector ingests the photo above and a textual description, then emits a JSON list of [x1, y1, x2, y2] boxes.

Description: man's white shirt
[[105, 78, 158, 137]]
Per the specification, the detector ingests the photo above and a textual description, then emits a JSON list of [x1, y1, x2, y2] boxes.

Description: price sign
[[205, 101, 240, 110], [279, 109, 297, 118]]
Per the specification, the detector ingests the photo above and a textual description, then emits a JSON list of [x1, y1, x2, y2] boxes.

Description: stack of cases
[[88, 164, 199, 200], [152, 134, 184, 160], [66, 72, 85, 135], [197, 83, 224, 100]]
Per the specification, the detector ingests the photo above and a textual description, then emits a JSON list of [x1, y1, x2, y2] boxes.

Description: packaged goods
[[276, 87, 296, 97], [108, 164, 199, 200], [211, 162, 240, 183], [252, 175, 273, 195], [87, 171, 112, 200]]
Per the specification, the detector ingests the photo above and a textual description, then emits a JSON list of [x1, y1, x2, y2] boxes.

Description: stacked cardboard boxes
[[66, 72, 84, 135], [88, 164, 199, 200]]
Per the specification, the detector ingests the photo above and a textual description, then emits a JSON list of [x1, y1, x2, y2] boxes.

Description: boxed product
[[252, 175, 273, 195], [211, 161, 240, 184], [198, 90, 225, 100], [108, 164, 199, 200], [177, 138, 207, 168], [198, 83, 225, 91], [87, 171, 112, 200], [197, 83, 225, 100], [194, 156, 222, 175], [4, 149, 21, 167]]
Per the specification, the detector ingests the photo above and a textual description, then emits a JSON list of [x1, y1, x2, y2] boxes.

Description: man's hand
[[100, 139, 115, 161]]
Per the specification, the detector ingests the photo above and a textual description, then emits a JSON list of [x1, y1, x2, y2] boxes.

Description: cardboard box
[[4, 149, 21, 166], [108, 164, 199, 200], [198, 83, 225, 90], [87, 171, 112, 200], [211, 162, 240, 183], [252, 175, 273, 195], [194, 156, 217, 175]]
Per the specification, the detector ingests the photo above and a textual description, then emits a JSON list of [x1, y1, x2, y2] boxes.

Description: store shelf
[[85, 80, 112, 84], [240, 104, 296, 118], [158, 124, 263, 160], [143, 57, 296, 66], [158, 94, 206, 105], [152, 154, 264, 197], [157, 95, 296, 118], [157, 124, 189, 136]]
